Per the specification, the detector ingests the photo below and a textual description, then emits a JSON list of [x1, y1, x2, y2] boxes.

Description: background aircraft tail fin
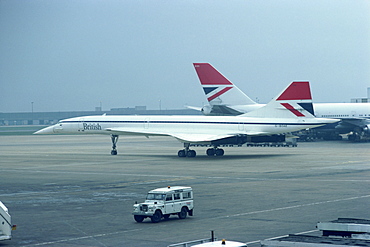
[[193, 63, 257, 106]]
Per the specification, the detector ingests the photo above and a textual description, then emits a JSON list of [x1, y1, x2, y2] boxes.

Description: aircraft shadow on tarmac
[[122, 153, 297, 160]]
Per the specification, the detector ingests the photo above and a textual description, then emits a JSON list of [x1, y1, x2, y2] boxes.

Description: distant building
[[110, 106, 147, 112], [351, 87, 370, 103], [0, 106, 200, 126]]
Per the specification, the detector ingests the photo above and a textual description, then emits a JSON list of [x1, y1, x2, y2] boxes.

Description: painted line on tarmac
[[219, 194, 370, 219], [20, 228, 142, 247], [245, 229, 319, 245], [3, 168, 370, 183]]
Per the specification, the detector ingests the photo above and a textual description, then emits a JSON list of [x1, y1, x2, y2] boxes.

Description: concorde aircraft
[[34, 81, 337, 157], [193, 63, 370, 141]]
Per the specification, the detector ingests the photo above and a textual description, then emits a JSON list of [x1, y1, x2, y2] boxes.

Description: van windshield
[[146, 193, 165, 200]]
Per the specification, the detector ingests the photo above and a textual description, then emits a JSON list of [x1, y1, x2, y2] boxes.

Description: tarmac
[[0, 134, 369, 247]]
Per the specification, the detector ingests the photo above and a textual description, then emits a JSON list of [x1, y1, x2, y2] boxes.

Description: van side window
[[174, 193, 180, 200], [182, 192, 191, 199], [166, 194, 172, 201]]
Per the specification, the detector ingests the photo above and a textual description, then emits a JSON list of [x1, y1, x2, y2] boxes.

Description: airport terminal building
[[2, 87, 369, 126], [0, 106, 200, 126]]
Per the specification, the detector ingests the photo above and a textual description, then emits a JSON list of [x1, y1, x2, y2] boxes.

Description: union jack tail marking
[[280, 103, 305, 117]]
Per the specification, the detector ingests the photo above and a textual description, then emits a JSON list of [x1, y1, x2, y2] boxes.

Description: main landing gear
[[177, 144, 225, 157], [111, 135, 119, 155], [206, 147, 224, 157], [178, 143, 196, 157]]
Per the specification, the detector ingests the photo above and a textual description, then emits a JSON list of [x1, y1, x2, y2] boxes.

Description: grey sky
[[1, 0, 369, 113]]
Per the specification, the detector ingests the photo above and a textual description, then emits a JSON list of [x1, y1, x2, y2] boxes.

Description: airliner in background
[[34, 82, 337, 157], [192, 63, 370, 141]]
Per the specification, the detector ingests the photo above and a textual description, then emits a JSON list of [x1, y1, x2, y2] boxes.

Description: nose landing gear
[[111, 135, 119, 155]]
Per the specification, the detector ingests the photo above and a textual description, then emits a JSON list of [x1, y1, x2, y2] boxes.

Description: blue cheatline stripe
[[61, 120, 320, 126]]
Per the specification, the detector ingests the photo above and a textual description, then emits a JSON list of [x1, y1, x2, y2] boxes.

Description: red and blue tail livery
[[193, 63, 257, 105], [276, 81, 315, 117]]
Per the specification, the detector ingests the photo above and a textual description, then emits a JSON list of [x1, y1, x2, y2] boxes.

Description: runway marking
[[62, 221, 108, 247], [20, 228, 142, 246], [245, 229, 319, 245], [218, 194, 370, 219], [2, 168, 370, 183]]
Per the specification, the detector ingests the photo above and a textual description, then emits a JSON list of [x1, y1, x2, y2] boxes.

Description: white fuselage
[[36, 114, 333, 143], [314, 103, 370, 119], [222, 103, 370, 120]]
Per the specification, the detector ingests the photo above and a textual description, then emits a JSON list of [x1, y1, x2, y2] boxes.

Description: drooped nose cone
[[33, 125, 55, 134]]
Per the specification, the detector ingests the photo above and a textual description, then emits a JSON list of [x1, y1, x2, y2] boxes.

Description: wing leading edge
[[106, 127, 235, 143]]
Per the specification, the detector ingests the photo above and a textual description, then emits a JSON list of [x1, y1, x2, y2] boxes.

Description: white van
[[133, 186, 193, 223]]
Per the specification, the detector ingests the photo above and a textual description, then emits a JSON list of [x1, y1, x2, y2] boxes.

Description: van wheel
[[134, 215, 144, 223], [151, 210, 162, 223], [178, 207, 187, 219]]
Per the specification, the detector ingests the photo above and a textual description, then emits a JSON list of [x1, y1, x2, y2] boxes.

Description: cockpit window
[[146, 193, 165, 200]]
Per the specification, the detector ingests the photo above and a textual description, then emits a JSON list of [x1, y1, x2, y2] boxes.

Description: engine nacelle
[[201, 105, 212, 115], [334, 122, 353, 134], [211, 134, 286, 146], [364, 124, 370, 134]]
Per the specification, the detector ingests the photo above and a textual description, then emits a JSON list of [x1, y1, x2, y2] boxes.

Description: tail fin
[[193, 63, 257, 105], [242, 81, 315, 118]]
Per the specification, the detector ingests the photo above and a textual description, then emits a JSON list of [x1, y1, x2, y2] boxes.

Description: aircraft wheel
[[111, 150, 118, 155], [187, 150, 196, 157], [215, 149, 224, 156], [206, 148, 215, 156], [178, 150, 186, 157]]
